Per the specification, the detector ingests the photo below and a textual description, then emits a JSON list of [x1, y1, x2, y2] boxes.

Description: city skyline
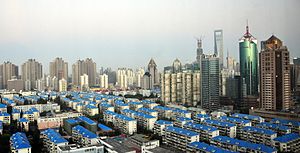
[[0, 0, 299, 72]]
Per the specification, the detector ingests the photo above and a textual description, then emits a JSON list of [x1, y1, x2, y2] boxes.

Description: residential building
[[187, 141, 236, 153], [219, 116, 251, 137], [183, 122, 219, 142], [59, 78, 67, 92], [41, 129, 69, 153], [49, 57, 68, 84], [21, 59, 43, 90], [122, 109, 157, 131], [202, 119, 236, 138], [72, 58, 97, 87], [0, 61, 19, 89], [99, 74, 108, 89], [270, 118, 300, 134], [72, 125, 98, 147], [273, 133, 300, 153], [7, 79, 24, 91], [10, 132, 31, 153], [153, 120, 173, 136], [231, 113, 264, 125], [240, 126, 277, 146], [0, 112, 10, 124], [257, 122, 291, 136], [153, 106, 172, 119]]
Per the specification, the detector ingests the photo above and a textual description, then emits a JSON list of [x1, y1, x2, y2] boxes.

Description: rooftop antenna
[[246, 19, 249, 35]]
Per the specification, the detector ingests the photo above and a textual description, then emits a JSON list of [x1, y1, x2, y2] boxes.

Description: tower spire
[[246, 19, 249, 35]]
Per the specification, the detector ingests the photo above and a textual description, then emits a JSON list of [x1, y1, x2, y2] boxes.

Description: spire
[[246, 19, 249, 36]]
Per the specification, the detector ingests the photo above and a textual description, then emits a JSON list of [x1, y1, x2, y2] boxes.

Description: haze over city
[[0, 0, 299, 71]]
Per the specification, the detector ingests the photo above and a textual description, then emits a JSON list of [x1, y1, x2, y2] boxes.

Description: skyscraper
[[239, 24, 259, 96], [0, 61, 19, 89], [196, 38, 203, 63], [201, 54, 220, 111], [260, 35, 291, 111], [99, 74, 109, 89], [148, 58, 159, 88], [72, 58, 97, 87], [214, 30, 224, 69], [50, 57, 68, 81], [21, 59, 43, 90], [117, 68, 134, 89]]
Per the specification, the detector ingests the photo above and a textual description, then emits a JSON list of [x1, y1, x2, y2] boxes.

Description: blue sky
[[0, 0, 299, 72]]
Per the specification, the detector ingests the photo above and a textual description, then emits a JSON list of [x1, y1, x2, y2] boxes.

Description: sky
[[0, 0, 299, 73]]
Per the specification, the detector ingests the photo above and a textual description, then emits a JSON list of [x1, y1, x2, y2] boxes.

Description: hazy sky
[[0, 0, 299, 72]]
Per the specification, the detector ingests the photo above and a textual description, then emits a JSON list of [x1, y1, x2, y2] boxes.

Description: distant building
[[72, 58, 97, 87], [7, 79, 24, 91], [0, 61, 19, 89], [214, 29, 224, 69], [148, 58, 159, 88], [59, 78, 67, 92], [21, 59, 43, 90], [117, 68, 134, 89], [260, 35, 291, 111], [80, 74, 89, 91], [99, 74, 108, 89], [50, 57, 68, 82]]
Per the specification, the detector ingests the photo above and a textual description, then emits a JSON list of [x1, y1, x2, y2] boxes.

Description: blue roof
[[115, 101, 129, 106], [128, 101, 142, 105], [176, 117, 193, 122], [100, 103, 113, 108], [195, 114, 211, 119], [23, 110, 34, 115], [98, 124, 113, 132], [153, 105, 172, 111], [77, 116, 97, 125], [203, 119, 236, 128], [65, 118, 80, 125], [85, 104, 98, 109], [123, 109, 155, 119], [0, 112, 10, 116], [165, 126, 199, 137], [104, 110, 118, 116], [115, 114, 136, 121], [184, 122, 218, 132], [138, 107, 158, 113], [257, 122, 290, 131], [188, 141, 237, 153], [10, 132, 31, 149], [12, 109, 21, 114], [73, 125, 97, 139], [155, 120, 173, 125], [271, 118, 300, 126], [231, 113, 263, 121], [242, 126, 276, 135], [41, 129, 68, 144], [19, 118, 29, 122], [141, 100, 156, 104], [212, 136, 277, 153], [219, 116, 251, 124], [172, 108, 190, 114], [273, 133, 300, 143], [0, 103, 7, 108], [29, 107, 39, 112]]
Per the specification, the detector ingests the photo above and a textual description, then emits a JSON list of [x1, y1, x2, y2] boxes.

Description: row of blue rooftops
[[211, 136, 277, 153], [153, 105, 172, 111], [0, 103, 7, 108], [122, 109, 156, 119], [165, 126, 198, 137], [73, 125, 98, 139], [188, 141, 238, 153], [194, 114, 211, 119], [271, 118, 300, 126], [41, 129, 68, 144], [273, 133, 300, 143], [184, 122, 219, 132], [100, 103, 113, 108], [155, 120, 173, 125], [257, 122, 290, 131], [138, 107, 157, 113], [0, 112, 10, 116], [231, 113, 263, 121], [10, 132, 31, 149], [219, 116, 251, 125], [203, 119, 236, 128], [242, 126, 277, 135], [104, 110, 136, 121], [77, 116, 97, 125], [176, 117, 193, 122]]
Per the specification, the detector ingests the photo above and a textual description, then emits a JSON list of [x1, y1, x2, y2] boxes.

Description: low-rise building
[[41, 129, 69, 153], [0, 103, 7, 112], [273, 133, 300, 153], [240, 126, 277, 146], [103, 110, 117, 123], [0, 112, 10, 124], [171, 109, 192, 119], [57, 144, 104, 153], [115, 101, 130, 113], [13, 102, 60, 113], [174, 117, 193, 128], [141, 100, 159, 109], [211, 136, 277, 153], [122, 109, 157, 131], [202, 119, 236, 138], [113, 113, 137, 135], [153, 106, 172, 119], [128, 101, 143, 111], [99, 103, 114, 113], [257, 122, 291, 136], [153, 120, 173, 136], [11, 109, 21, 120], [187, 141, 237, 153], [183, 122, 219, 142], [193, 114, 211, 123], [23, 110, 35, 122], [270, 118, 300, 134], [84, 104, 99, 116], [231, 113, 264, 125], [10, 132, 31, 153], [163, 126, 199, 152], [72, 125, 98, 147], [18, 118, 30, 131], [137, 107, 158, 118], [77, 116, 98, 133], [219, 116, 251, 137]]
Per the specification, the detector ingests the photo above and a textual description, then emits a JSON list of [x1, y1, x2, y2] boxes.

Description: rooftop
[[115, 113, 136, 121], [184, 122, 218, 132], [77, 116, 97, 125], [242, 126, 276, 135], [188, 141, 237, 153], [271, 118, 300, 126], [19, 118, 29, 122], [10, 132, 31, 150], [138, 107, 158, 113], [0, 103, 7, 108], [257, 122, 290, 131], [212, 136, 277, 153], [73, 125, 98, 139], [153, 105, 172, 111], [65, 118, 80, 125], [165, 126, 199, 137], [98, 123, 113, 132], [203, 119, 236, 128], [0, 112, 10, 116], [41, 129, 68, 144], [273, 133, 300, 143], [195, 114, 210, 119], [219, 116, 251, 124], [155, 120, 173, 125], [231, 113, 263, 121]]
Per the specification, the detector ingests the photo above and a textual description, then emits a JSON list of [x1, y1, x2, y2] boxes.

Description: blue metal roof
[[115, 114, 136, 121], [242, 126, 276, 135], [65, 118, 80, 125], [153, 105, 172, 111], [257, 122, 290, 131], [165, 126, 199, 137], [138, 107, 158, 113], [0, 112, 10, 116], [0, 103, 7, 108], [184, 122, 218, 132], [172, 108, 190, 114], [176, 117, 193, 122], [98, 123, 113, 132], [12, 109, 21, 114], [231, 113, 263, 121], [123, 109, 155, 119], [19, 118, 29, 122], [141, 100, 156, 104], [100, 103, 113, 108], [104, 110, 118, 116], [115, 101, 129, 106], [77, 116, 97, 125], [73, 125, 97, 139], [155, 120, 173, 125], [270, 118, 300, 126], [85, 104, 98, 109], [273, 133, 300, 143], [195, 114, 211, 119], [23, 110, 34, 115], [188, 141, 237, 153], [10, 132, 31, 149], [203, 119, 236, 128], [29, 107, 39, 112], [212, 136, 277, 153], [41, 129, 68, 144], [219, 116, 251, 124], [128, 101, 142, 105]]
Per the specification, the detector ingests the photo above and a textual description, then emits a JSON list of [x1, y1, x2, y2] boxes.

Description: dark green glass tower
[[239, 25, 259, 96]]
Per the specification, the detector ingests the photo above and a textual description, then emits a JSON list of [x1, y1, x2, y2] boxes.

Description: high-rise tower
[[196, 38, 203, 63], [148, 58, 159, 88], [214, 30, 224, 69], [260, 35, 291, 110], [239, 24, 259, 96]]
